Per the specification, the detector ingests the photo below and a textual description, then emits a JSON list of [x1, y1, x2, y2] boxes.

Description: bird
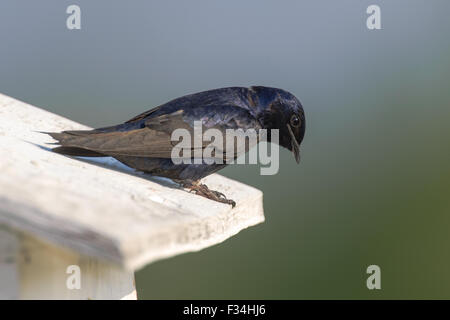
[[46, 86, 306, 207]]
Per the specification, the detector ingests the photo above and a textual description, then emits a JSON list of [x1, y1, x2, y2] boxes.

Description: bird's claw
[[182, 182, 236, 208]]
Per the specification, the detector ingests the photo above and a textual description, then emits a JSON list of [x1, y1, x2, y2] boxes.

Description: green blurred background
[[1, 0, 450, 299]]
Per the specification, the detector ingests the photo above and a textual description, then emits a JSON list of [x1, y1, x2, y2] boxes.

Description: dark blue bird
[[47, 86, 306, 207]]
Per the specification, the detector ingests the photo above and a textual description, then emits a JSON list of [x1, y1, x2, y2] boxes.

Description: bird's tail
[[44, 130, 107, 157]]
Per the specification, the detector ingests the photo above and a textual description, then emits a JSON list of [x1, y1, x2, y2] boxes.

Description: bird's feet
[[181, 180, 236, 208]]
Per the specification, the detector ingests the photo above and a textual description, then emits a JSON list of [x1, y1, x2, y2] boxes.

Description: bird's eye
[[290, 114, 301, 128]]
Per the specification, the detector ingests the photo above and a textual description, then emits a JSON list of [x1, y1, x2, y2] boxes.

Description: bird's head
[[251, 86, 306, 163]]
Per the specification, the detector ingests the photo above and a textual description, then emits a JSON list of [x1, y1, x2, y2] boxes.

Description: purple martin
[[47, 86, 306, 207]]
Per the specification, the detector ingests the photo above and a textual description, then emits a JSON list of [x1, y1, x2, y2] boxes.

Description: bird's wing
[[124, 105, 163, 123], [49, 105, 261, 160]]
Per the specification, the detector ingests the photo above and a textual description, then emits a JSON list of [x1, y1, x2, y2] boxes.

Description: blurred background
[[1, 0, 450, 299]]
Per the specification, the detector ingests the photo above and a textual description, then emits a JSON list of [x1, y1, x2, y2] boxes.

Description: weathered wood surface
[[0, 227, 137, 300], [0, 93, 265, 270]]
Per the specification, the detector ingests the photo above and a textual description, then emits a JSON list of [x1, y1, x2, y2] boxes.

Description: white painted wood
[[0, 227, 136, 300], [0, 93, 265, 273], [18, 232, 137, 300], [0, 227, 20, 299]]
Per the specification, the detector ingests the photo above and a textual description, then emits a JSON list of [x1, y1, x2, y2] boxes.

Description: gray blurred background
[[1, 0, 450, 299]]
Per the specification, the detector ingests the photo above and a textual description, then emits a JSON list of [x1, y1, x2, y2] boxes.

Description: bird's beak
[[287, 124, 300, 164]]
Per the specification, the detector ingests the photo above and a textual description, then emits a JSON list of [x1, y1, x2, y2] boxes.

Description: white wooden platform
[[0, 93, 264, 299]]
